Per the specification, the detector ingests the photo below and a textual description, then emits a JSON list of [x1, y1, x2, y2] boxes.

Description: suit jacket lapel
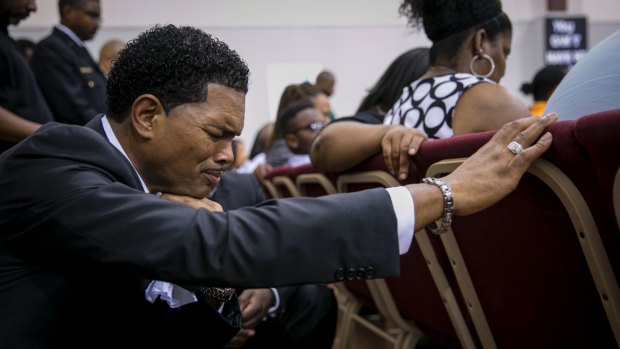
[[85, 115, 144, 191]]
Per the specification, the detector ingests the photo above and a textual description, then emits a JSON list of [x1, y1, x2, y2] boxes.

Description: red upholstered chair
[[574, 109, 620, 275], [293, 164, 338, 196], [263, 163, 338, 198], [262, 165, 302, 198], [412, 119, 620, 348], [260, 178, 281, 199], [336, 170, 427, 349], [616, 168, 620, 229], [336, 168, 474, 349]]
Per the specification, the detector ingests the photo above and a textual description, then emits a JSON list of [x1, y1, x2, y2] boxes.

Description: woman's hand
[[444, 113, 557, 216], [381, 126, 427, 180], [406, 113, 557, 231]]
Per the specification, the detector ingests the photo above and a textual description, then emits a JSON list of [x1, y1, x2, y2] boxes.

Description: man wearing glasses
[[279, 99, 328, 167], [30, 0, 106, 125]]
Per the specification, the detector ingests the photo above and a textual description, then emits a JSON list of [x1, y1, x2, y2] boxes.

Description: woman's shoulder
[[454, 82, 529, 134], [460, 82, 521, 108]]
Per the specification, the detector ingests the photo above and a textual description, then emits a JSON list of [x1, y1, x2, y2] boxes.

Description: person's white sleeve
[[236, 152, 266, 174], [385, 187, 415, 254], [144, 280, 197, 308], [267, 288, 281, 315]]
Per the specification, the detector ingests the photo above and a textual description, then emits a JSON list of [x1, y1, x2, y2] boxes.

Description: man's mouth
[[202, 170, 224, 185]]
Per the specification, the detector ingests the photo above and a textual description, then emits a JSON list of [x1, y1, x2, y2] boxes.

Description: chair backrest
[[294, 164, 338, 196], [264, 163, 337, 198], [414, 119, 620, 348], [264, 165, 302, 198], [574, 109, 620, 276], [615, 168, 620, 230], [261, 178, 281, 199], [337, 169, 475, 349]]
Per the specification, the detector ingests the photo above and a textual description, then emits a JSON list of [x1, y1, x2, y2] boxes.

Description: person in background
[[311, 47, 430, 176], [313, 0, 529, 180], [384, 0, 528, 139], [314, 70, 336, 120], [230, 138, 247, 171], [16, 37, 35, 63], [238, 123, 274, 183], [0, 0, 53, 154], [98, 38, 125, 78], [356, 47, 430, 123], [279, 100, 327, 167], [544, 29, 620, 120], [248, 123, 274, 160], [265, 83, 329, 167], [30, 0, 106, 125], [239, 83, 329, 174], [300, 81, 331, 121], [0, 23, 557, 348], [520, 65, 568, 117], [315, 70, 335, 98]]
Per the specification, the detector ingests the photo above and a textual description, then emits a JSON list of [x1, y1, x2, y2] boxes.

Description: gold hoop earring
[[469, 53, 495, 79]]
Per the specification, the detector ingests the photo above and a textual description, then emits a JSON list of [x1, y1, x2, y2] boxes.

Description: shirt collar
[[55, 24, 84, 47], [101, 115, 149, 193]]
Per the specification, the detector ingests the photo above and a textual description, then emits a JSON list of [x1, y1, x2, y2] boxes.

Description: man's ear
[[129, 94, 166, 140], [61, 4, 78, 23], [284, 133, 299, 151]]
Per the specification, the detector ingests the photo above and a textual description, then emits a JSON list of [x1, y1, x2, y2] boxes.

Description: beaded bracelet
[[422, 177, 454, 235]]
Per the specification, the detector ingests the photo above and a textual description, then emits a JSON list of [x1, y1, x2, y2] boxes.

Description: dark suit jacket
[[0, 27, 53, 153], [209, 172, 268, 211], [30, 27, 106, 125], [209, 172, 304, 313], [0, 116, 399, 348]]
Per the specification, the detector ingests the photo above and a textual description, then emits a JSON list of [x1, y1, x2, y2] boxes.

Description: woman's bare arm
[[311, 121, 426, 179], [453, 83, 530, 136], [0, 106, 41, 143]]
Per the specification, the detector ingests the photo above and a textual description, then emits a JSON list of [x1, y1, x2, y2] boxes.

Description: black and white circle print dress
[[383, 73, 495, 139]]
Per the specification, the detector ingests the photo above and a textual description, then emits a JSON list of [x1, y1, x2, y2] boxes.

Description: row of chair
[[261, 109, 620, 349]]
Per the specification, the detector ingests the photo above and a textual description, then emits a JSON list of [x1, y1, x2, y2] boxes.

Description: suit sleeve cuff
[[267, 288, 280, 315]]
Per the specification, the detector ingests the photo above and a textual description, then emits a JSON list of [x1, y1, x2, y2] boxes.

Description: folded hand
[[159, 193, 223, 212]]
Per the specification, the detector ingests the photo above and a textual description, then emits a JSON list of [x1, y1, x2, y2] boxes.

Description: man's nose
[[213, 142, 234, 166]]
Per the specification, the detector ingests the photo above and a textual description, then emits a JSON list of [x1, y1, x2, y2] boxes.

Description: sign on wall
[[544, 17, 587, 66]]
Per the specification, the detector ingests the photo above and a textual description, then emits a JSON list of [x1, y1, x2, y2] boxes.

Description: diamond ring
[[507, 141, 524, 155]]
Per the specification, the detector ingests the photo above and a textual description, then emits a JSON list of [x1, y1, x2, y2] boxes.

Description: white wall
[[10, 0, 620, 149]]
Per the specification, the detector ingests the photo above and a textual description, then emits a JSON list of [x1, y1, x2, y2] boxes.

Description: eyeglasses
[[288, 121, 328, 134]]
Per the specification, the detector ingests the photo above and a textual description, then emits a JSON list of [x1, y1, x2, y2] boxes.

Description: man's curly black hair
[[106, 25, 250, 122]]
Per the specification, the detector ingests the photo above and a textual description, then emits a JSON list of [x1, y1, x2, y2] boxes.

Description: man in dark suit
[[0, 0, 52, 153], [0, 24, 557, 348], [30, 0, 106, 125]]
